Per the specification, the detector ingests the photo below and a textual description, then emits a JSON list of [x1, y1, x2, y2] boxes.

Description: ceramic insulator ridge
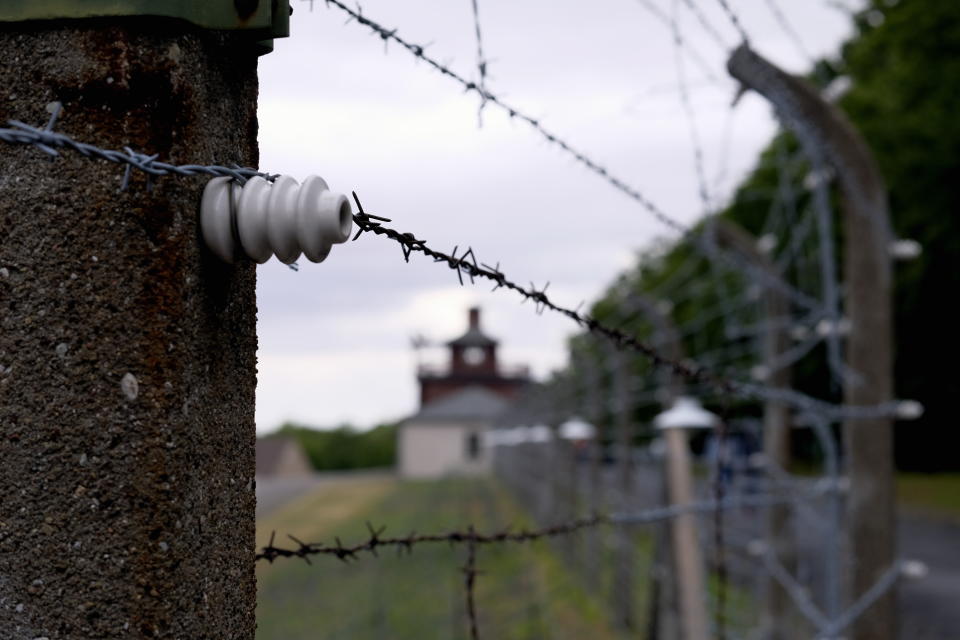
[[200, 175, 353, 264]]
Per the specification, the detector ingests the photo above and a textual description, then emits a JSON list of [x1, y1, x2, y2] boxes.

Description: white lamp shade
[[653, 396, 719, 430], [559, 417, 596, 440]]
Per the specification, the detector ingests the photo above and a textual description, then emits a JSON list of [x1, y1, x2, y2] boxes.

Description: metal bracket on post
[[0, 0, 290, 55]]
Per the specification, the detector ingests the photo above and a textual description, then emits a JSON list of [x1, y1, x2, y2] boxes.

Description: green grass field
[[256, 476, 647, 640], [253, 470, 960, 639], [898, 473, 960, 521]]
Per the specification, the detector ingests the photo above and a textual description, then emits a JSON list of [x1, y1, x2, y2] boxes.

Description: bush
[[273, 422, 397, 471]]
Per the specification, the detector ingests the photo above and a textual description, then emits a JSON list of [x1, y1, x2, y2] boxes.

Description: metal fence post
[[0, 18, 260, 639]]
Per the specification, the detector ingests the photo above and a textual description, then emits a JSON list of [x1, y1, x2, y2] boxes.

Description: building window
[[463, 346, 485, 366], [466, 432, 480, 460]]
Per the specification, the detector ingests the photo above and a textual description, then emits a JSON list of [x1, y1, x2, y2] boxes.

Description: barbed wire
[[349, 191, 909, 421], [710, 99, 738, 194], [468, 0, 489, 127], [712, 400, 733, 640], [0, 111, 907, 422], [309, 0, 846, 320], [489, 425, 911, 639], [255, 484, 830, 563], [256, 480, 837, 565], [256, 515, 606, 564], [347, 191, 719, 389], [678, 0, 730, 50], [462, 529, 481, 640], [757, 545, 908, 639], [632, 0, 725, 84], [0, 111, 274, 186], [254, 482, 831, 638], [821, 562, 907, 638], [670, 0, 713, 211], [763, 0, 813, 65], [2, 112, 912, 427], [316, 0, 827, 327], [714, 0, 751, 44], [317, 0, 692, 238]]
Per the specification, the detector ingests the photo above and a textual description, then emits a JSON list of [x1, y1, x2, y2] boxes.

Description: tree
[[839, 0, 960, 470], [275, 422, 398, 470]]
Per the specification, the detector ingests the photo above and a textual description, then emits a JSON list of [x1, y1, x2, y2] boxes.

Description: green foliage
[[839, 0, 960, 470], [274, 422, 397, 471]]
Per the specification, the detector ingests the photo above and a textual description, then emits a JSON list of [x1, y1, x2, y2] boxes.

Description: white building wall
[[276, 441, 315, 477], [399, 420, 491, 478]]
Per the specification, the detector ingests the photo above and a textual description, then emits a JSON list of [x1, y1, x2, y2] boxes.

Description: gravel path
[[255, 469, 395, 518]]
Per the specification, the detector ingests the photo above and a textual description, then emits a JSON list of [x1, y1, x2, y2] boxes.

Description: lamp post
[[654, 396, 719, 640]]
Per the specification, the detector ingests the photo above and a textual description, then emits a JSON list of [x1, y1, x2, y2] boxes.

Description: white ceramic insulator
[[746, 539, 768, 558], [890, 238, 922, 261], [200, 178, 242, 264], [895, 399, 925, 421], [200, 174, 353, 264], [756, 233, 777, 255], [901, 560, 929, 580]]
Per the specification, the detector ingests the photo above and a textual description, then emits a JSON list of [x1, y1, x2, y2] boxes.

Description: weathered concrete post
[[728, 45, 895, 640], [0, 13, 263, 639], [628, 293, 707, 640]]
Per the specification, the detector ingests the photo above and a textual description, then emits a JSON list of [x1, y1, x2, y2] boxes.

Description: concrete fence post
[[728, 44, 895, 640], [710, 217, 797, 638], [608, 345, 636, 631], [0, 19, 259, 640], [584, 349, 605, 593], [624, 292, 707, 640]]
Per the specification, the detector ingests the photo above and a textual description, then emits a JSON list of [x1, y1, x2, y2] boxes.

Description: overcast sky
[[253, 0, 860, 433]]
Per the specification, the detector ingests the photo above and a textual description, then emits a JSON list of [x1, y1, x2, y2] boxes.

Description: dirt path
[[255, 469, 395, 518]]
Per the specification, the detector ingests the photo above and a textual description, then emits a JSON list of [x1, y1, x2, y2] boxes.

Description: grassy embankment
[[748, 464, 960, 523], [256, 476, 651, 640], [897, 473, 960, 522]]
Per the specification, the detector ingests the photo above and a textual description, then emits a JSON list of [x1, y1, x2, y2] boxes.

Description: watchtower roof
[[408, 386, 509, 422], [447, 307, 497, 347]]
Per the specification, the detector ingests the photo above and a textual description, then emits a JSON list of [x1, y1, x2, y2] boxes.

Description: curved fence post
[[728, 44, 895, 640]]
